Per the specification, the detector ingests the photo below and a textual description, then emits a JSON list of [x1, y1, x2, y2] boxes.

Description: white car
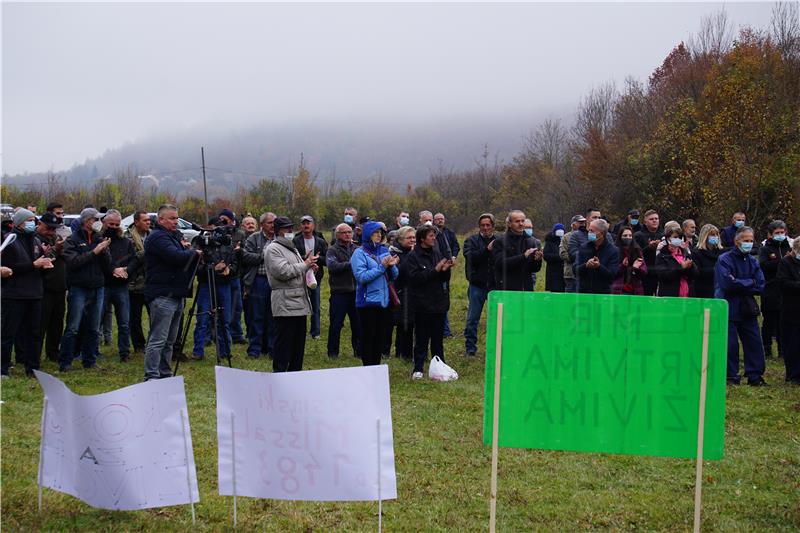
[[120, 213, 201, 243]]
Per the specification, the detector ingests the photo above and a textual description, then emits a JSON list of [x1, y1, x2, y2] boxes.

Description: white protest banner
[[34, 371, 200, 512], [216, 365, 397, 502]]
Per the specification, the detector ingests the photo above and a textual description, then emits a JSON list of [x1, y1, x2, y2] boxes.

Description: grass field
[[2, 258, 799, 532]]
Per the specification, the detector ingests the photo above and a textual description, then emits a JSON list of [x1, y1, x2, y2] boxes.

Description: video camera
[[196, 225, 234, 250]]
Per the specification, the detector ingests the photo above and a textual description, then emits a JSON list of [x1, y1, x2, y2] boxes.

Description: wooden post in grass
[[489, 303, 504, 533], [693, 308, 711, 533], [231, 412, 238, 529], [180, 408, 196, 526], [38, 397, 49, 513], [377, 417, 382, 533]]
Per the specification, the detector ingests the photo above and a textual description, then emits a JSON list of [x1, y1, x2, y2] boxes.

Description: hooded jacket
[[351, 221, 398, 308]]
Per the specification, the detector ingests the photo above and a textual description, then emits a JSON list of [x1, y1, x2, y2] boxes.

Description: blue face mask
[[734, 220, 745, 228], [587, 232, 598, 242], [399, 217, 409, 226], [669, 237, 683, 247], [739, 242, 753, 253], [344, 214, 354, 224], [773, 234, 787, 242], [24, 220, 36, 234], [630, 218, 639, 226], [708, 236, 720, 246], [524, 228, 533, 237]]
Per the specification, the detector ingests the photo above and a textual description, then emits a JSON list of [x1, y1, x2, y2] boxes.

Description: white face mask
[[555, 229, 565, 237], [284, 232, 295, 240], [424, 220, 433, 226], [91, 220, 103, 233]]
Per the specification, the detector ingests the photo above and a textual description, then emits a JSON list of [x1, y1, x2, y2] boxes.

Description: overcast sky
[[2, 2, 774, 175]]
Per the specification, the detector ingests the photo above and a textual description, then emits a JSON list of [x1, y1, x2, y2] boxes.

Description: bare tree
[[771, 1, 800, 59], [688, 8, 733, 60], [573, 82, 617, 146]]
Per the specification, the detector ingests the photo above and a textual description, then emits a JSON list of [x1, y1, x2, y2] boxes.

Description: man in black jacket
[[325, 223, 361, 359], [492, 210, 543, 292], [294, 215, 328, 340], [36, 212, 67, 363], [433, 212, 459, 337], [218, 209, 247, 345], [143, 205, 201, 380], [463, 213, 496, 357], [58, 208, 112, 372], [100, 210, 135, 361], [1, 209, 53, 377], [612, 209, 643, 236], [241, 212, 276, 358], [634, 209, 664, 296], [575, 219, 619, 294], [759, 220, 792, 358]]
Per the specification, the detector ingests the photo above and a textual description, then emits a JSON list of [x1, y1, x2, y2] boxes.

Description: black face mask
[[621, 237, 633, 246], [104, 228, 119, 238]]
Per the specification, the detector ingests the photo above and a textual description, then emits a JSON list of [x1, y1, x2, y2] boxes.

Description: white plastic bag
[[305, 268, 318, 289], [428, 356, 459, 382]]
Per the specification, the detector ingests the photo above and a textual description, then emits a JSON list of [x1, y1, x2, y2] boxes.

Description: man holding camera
[[143, 205, 201, 381], [218, 209, 248, 345]]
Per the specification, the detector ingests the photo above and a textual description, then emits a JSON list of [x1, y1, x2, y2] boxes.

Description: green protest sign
[[483, 292, 727, 459]]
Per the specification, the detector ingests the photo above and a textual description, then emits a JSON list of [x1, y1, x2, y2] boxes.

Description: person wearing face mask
[[776, 236, 800, 384], [1, 209, 53, 378], [758, 220, 792, 358], [721, 212, 747, 249], [98, 210, 135, 362], [390, 211, 411, 232], [543, 223, 566, 292], [493, 210, 543, 292], [655, 227, 698, 297], [59, 208, 112, 372], [35, 211, 67, 363], [331, 206, 360, 244], [560, 215, 586, 293], [715, 226, 767, 386], [575, 219, 619, 294], [612, 209, 642, 236], [463, 213, 497, 357], [612, 226, 647, 295], [351, 221, 399, 367], [691, 224, 724, 298]]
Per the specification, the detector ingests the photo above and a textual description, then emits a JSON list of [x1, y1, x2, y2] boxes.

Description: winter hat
[[218, 209, 236, 222], [553, 223, 565, 233], [12, 208, 34, 227]]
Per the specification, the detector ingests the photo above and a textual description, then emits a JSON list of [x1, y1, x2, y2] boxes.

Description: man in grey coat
[[265, 217, 318, 372]]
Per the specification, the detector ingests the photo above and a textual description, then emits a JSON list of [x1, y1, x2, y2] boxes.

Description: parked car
[[121, 212, 201, 243]]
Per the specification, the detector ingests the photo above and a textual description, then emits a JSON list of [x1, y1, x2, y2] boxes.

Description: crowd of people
[[1, 202, 798, 387]]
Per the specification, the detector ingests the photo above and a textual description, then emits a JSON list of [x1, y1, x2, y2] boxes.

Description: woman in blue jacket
[[715, 226, 767, 386], [351, 221, 399, 366]]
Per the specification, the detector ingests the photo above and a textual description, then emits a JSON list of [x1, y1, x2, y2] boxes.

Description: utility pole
[[201, 147, 209, 227]]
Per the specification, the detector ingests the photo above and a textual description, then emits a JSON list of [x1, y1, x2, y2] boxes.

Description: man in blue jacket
[[143, 205, 201, 381], [715, 226, 767, 386], [575, 219, 619, 294]]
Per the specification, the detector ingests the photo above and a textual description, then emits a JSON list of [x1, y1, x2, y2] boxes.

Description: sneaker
[[311, 335, 321, 341], [747, 378, 768, 387], [328, 353, 339, 360], [412, 372, 423, 380]]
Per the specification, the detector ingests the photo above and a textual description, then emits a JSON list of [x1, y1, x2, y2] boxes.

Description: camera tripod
[[173, 257, 233, 376]]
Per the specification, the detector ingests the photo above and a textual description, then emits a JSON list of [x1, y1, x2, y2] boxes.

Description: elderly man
[[575, 219, 619, 294], [326, 222, 362, 359], [99, 209, 135, 361], [293, 215, 328, 340], [59, 208, 111, 372], [560, 215, 586, 293], [682, 219, 698, 247], [143, 205, 201, 381], [716, 226, 767, 386], [265, 217, 318, 372], [1, 209, 53, 377], [242, 212, 276, 358], [463, 213, 496, 356], [125, 210, 151, 354], [492, 210, 543, 291], [240, 216, 258, 237]]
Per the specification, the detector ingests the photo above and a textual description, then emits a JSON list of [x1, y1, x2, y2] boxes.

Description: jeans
[[129, 291, 149, 351], [308, 284, 321, 337], [40, 290, 66, 361], [327, 291, 361, 357], [414, 312, 445, 374], [464, 284, 489, 353], [273, 315, 307, 372], [246, 275, 276, 357], [144, 296, 183, 380], [2, 298, 42, 375], [103, 284, 131, 358], [59, 286, 104, 369], [101, 301, 113, 344], [727, 318, 766, 383], [229, 277, 245, 342], [443, 312, 452, 337], [193, 281, 233, 358]]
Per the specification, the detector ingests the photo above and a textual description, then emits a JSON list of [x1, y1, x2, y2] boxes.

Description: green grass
[[2, 260, 799, 531]]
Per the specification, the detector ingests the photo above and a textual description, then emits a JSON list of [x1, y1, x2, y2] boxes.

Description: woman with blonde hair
[[692, 224, 724, 298]]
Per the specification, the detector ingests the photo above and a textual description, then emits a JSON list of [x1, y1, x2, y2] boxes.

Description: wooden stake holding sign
[[489, 303, 503, 533], [693, 308, 711, 533]]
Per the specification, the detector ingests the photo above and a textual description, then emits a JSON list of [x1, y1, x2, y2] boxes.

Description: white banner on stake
[[216, 365, 397, 501], [34, 371, 200, 511]]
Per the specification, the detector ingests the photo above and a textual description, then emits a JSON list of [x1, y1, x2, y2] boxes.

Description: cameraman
[[143, 205, 201, 381], [218, 209, 247, 345], [191, 216, 238, 361]]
